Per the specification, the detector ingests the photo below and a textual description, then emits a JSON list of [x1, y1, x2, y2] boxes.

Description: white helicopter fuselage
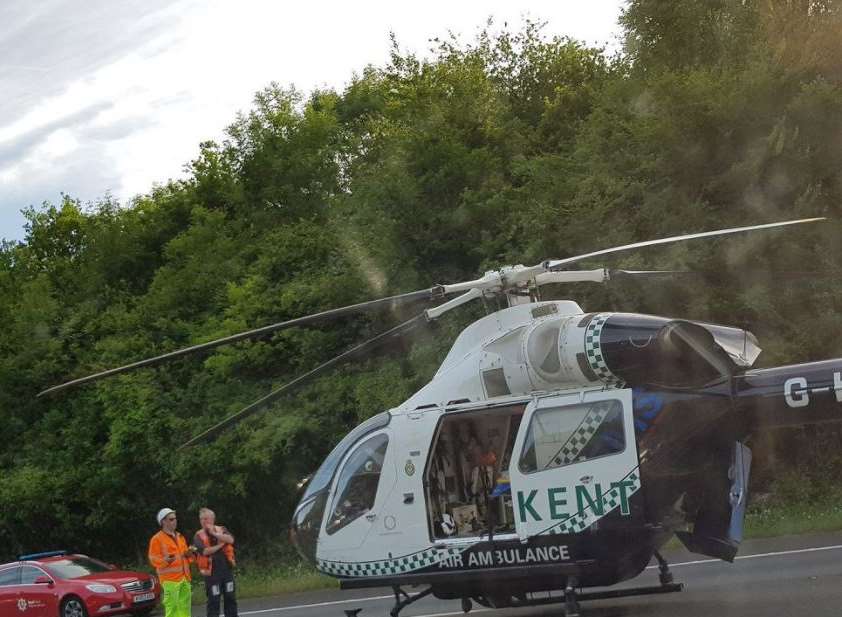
[[404, 300, 617, 409], [312, 301, 644, 579]]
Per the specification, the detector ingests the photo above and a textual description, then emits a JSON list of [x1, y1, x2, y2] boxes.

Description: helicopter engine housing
[[523, 312, 760, 391], [404, 303, 761, 409]]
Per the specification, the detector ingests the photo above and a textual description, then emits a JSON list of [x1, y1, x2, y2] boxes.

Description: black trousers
[[204, 576, 238, 617]]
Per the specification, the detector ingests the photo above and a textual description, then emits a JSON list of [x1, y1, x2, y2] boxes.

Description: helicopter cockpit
[[325, 432, 389, 534], [290, 411, 391, 563]]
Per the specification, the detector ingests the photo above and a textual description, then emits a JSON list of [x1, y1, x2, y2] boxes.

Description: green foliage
[[2, 5, 842, 571]]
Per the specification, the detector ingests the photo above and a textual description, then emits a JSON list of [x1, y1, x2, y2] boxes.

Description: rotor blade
[[610, 269, 842, 281], [608, 269, 696, 280], [535, 269, 702, 285], [38, 288, 438, 397], [541, 268, 842, 284], [544, 218, 826, 271], [179, 313, 428, 448]]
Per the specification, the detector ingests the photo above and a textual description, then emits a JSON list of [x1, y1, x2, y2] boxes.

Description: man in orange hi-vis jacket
[[149, 508, 197, 617], [192, 507, 237, 617]]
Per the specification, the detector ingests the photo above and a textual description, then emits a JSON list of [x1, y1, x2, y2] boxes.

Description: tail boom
[[736, 359, 842, 430]]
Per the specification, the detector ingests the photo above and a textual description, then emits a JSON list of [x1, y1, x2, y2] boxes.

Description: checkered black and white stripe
[[554, 408, 609, 466], [317, 546, 463, 578], [584, 313, 623, 386], [318, 470, 642, 575], [540, 469, 641, 536]]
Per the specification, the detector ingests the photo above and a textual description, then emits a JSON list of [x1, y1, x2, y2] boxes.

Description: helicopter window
[[519, 400, 624, 473], [301, 412, 390, 503], [290, 490, 328, 564], [526, 318, 563, 380], [326, 432, 389, 535]]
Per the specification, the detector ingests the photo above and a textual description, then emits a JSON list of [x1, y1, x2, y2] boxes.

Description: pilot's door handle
[[365, 513, 377, 521]]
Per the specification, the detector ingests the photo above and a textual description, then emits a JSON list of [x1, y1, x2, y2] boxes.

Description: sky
[[0, 0, 625, 242]]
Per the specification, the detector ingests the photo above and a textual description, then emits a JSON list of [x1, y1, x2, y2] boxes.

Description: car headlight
[[85, 583, 117, 594]]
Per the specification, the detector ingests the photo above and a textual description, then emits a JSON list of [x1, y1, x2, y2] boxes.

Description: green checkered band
[[317, 546, 464, 578], [552, 407, 609, 466], [539, 468, 641, 536], [584, 313, 623, 386]]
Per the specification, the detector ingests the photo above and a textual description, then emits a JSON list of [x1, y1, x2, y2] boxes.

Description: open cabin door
[[508, 388, 642, 540]]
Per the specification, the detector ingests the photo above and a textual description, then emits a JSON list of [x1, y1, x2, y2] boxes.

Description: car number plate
[[133, 593, 155, 603]]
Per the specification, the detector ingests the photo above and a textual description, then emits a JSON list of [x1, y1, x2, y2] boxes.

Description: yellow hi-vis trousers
[[161, 579, 192, 617]]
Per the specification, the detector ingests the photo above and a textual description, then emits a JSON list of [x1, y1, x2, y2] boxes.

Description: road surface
[[222, 532, 842, 617]]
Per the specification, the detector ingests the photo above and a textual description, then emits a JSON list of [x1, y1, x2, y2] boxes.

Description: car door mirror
[[33, 576, 53, 586]]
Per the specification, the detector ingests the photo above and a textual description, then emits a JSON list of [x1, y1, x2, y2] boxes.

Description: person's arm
[[203, 543, 225, 555], [195, 532, 212, 556], [179, 535, 197, 561], [148, 536, 172, 569], [213, 526, 235, 545], [195, 531, 225, 555]]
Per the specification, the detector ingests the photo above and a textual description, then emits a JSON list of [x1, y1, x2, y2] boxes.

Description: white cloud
[[0, 0, 625, 241], [0, 164, 21, 185], [37, 129, 79, 159]]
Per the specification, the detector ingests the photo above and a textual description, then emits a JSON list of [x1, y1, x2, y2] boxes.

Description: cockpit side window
[[326, 432, 389, 535], [301, 412, 390, 502]]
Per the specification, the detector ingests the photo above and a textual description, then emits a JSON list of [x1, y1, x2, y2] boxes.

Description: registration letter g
[[784, 377, 809, 408]]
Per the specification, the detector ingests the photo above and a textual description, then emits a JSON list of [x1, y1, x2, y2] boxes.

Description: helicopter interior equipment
[[42, 217, 842, 617]]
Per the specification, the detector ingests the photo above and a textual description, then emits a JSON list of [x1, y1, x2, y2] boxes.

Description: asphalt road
[[221, 532, 842, 617]]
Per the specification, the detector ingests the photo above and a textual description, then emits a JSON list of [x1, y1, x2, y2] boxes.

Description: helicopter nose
[[290, 491, 328, 564]]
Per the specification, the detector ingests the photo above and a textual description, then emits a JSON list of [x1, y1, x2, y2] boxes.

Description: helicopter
[[40, 216, 842, 617]]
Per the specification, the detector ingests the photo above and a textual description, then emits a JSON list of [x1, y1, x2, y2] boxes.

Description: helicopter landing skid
[[343, 586, 435, 617], [506, 555, 682, 617], [372, 578, 683, 617], [654, 550, 674, 585], [560, 575, 683, 616], [346, 556, 681, 617], [388, 585, 434, 617], [561, 552, 682, 615]]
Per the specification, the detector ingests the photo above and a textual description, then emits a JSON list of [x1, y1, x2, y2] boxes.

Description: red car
[[0, 551, 160, 617]]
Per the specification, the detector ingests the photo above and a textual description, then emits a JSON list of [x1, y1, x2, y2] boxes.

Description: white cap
[[156, 508, 176, 526]]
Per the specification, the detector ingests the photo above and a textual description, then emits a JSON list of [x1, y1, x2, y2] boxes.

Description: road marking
[[237, 595, 393, 615], [411, 610, 492, 617], [236, 543, 842, 616], [645, 543, 842, 570], [238, 608, 492, 617]]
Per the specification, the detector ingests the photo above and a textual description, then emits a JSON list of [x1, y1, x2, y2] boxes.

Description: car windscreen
[[43, 557, 112, 579]]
